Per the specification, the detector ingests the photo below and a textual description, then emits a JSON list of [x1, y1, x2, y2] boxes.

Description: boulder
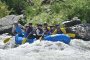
[[0, 15, 24, 34], [62, 20, 81, 27], [69, 24, 90, 40], [62, 17, 81, 27]]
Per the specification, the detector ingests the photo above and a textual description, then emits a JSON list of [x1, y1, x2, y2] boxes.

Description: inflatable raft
[[15, 34, 36, 44], [44, 34, 71, 44], [15, 34, 71, 44]]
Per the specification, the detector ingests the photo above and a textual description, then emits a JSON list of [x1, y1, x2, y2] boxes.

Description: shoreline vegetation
[[0, 0, 90, 25]]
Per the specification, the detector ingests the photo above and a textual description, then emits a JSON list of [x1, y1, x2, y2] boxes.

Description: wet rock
[[0, 15, 24, 34], [62, 20, 81, 27], [62, 17, 81, 27], [69, 24, 90, 40]]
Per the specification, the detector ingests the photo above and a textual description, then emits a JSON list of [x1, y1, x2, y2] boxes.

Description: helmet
[[44, 23, 48, 25], [37, 24, 42, 26], [55, 24, 60, 27], [29, 23, 32, 25]]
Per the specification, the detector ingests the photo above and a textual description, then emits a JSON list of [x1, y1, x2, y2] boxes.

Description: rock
[[62, 17, 81, 27], [62, 20, 81, 27], [0, 15, 24, 34], [69, 24, 90, 40], [62, 17, 90, 40]]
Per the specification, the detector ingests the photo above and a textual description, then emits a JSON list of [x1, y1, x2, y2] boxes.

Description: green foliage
[[1, 0, 90, 23], [0, 1, 10, 18], [1, 0, 28, 14], [50, 0, 90, 23], [25, 0, 90, 24], [18, 18, 27, 26]]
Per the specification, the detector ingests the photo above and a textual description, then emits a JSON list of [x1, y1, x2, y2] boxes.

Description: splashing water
[[0, 35, 90, 60]]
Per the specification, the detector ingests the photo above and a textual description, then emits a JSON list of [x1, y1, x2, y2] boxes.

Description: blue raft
[[15, 34, 36, 44], [15, 34, 71, 44], [44, 34, 71, 44]]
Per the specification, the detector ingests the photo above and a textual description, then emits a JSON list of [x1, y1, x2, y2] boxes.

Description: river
[[0, 34, 90, 60]]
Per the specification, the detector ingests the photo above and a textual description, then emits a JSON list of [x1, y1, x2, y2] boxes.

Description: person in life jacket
[[36, 24, 44, 39], [43, 23, 50, 35], [25, 23, 35, 39], [49, 25, 55, 35], [54, 24, 63, 34], [12, 21, 24, 36]]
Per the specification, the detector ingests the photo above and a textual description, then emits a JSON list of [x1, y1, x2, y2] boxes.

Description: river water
[[0, 34, 90, 60]]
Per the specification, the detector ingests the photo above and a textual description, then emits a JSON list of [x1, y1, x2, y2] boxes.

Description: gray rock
[[69, 24, 90, 40], [0, 15, 24, 34], [62, 19, 81, 27]]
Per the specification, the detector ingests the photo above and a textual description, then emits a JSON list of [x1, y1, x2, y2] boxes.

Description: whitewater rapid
[[0, 35, 90, 60]]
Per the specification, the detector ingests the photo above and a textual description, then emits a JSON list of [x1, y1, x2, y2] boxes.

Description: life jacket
[[54, 28, 66, 34], [16, 25, 22, 34], [56, 28, 63, 34], [26, 27, 33, 33], [53, 28, 63, 34], [26, 27, 33, 37], [44, 27, 50, 35], [38, 28, 43, 34], [49, 29, 55, 35], [60, 28, 66, 34], [15, 25, 24, 37], [36, 28, 43, 35]]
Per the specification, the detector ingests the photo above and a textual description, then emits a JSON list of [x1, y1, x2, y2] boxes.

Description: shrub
[[0, 1, 10, 18]]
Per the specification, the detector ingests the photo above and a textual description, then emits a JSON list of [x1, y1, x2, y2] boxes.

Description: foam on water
[[0, 35, 90, 60]]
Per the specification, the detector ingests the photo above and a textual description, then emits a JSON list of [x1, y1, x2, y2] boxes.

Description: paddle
[[39, 36, 43, 41], [22, 33, 34, 44], [38, 34, 44, 41], [66, 33, 76, 38], [3, 36, 12, 44], [22, 38, 27, 44]]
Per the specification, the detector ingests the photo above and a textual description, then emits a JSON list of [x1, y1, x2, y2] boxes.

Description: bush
[[1, 0, 90, 24], [0, 1, 10, 18], [1, 0, 28, 14]]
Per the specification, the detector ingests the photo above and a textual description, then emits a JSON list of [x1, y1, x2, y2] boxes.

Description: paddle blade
[[39, 36, 43, 41], [3, 38, 11, 43], [67, 33, 76, 38], [22, 38, 27, 44]]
